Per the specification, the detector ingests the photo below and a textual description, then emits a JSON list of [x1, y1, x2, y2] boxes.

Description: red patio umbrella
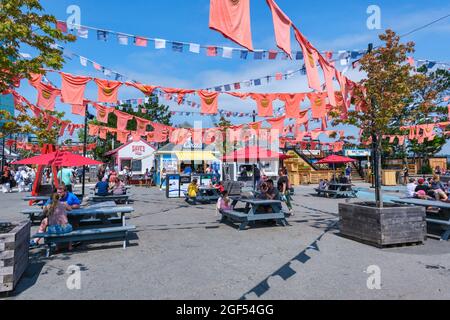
[[12, 151, 103, 167], [316, 155, 356, 181], [222, 146, 292, 162], [316, 155, 356, 164]]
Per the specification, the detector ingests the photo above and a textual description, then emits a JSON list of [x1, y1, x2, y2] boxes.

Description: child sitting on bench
[[217, 191, 232, 212], [185, 179, 199, 204], [30, 193, 73, 249]]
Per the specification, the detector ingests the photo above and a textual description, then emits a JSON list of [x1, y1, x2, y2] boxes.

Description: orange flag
[[209, 0, 253, 51]]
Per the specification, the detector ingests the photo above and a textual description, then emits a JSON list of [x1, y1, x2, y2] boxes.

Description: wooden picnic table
[[88, 194, 131, 204], [219, 197, 288, 230], [392, 199, 450, 241], [23, 196, 51, 202], [184, 186, 221, 204], [22, 205, 133, 227], [316, 183, 358, 199]]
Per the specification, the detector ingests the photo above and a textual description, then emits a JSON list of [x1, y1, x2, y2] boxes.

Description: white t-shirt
[[406, 183, 417, 198]]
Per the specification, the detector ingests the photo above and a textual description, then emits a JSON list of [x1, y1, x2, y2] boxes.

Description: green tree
[[0, 108, 64, 146], [332, 30, 438, 207], [0, 0, 75, 92], [85, 96, 172, 160]]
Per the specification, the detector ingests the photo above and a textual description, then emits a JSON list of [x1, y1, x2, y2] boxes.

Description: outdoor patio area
[[2, 183, 449, 300]]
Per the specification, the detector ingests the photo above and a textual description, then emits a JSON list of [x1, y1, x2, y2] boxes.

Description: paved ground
[[1, 183, 449, 300]]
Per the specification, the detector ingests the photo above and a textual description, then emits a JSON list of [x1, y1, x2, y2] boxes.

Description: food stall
[[156, 140, 222, 196], [222, 146, 287, 185], [104, 139, 156, 180]]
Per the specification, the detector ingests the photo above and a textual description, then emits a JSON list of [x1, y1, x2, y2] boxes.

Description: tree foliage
[[334, 30, 436, 143], [0, 0, 75, 92], [83, 96, 172, 161], [0, 108, 64, 146]]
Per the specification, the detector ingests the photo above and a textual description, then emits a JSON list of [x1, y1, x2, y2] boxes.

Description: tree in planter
[[0, 0, 75, 92], [332, 30, 438, 207]]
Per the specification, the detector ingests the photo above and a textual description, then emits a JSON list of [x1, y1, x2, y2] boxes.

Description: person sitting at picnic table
[[217, 190, 232, 212], [185, 178, 199, 204], [213, 181, 225, 194], [339, 173, 349, 184], [110, 177, 126, 195], [30, 192, 74, 249], [415, 178, 435, 199], [318, 179, 328, 191], [95, 177, 110, 197], [406, 178, 417, 198], [430, 175, 448, 201], [256, 180, 282, 214]]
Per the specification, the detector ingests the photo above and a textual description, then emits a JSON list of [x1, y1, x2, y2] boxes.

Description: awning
[[175, 151, 218, 162]]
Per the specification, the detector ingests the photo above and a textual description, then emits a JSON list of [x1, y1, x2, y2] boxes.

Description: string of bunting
[[55, 20, 368, 62], [7, 90, 85, 138], [5, 139, 96, 153]]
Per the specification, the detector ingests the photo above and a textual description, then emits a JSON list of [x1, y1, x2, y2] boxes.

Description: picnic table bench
[[392, 199, 450, 241], [184, 187, 221, 204], [315, 184, 358, 199], [21, 206, 134, 227], [33, 225, 136, 257], [88, 194, 131, 204], [220, 197, 288, 230]]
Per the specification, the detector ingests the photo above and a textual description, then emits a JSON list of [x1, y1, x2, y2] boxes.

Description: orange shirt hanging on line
[[250, 93, 278, 118], [126, 82, 159, 96], [278, 93, 306, 118], [294, 28, 322, 91], [209, 0, 253, 51], [197, 91, 220, 115], [95, 79, 122, 104], [94, 103, 115, 123], [114, 110, 134, 131], [60, 72, 92, 105], [266, 0, 292, 57], [35, 82, 61, 111], [308, 92, 328, 119]]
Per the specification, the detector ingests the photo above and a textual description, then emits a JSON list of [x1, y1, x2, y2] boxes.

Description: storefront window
[[132, 160, 142, 172], [121, 160, 131, 171]]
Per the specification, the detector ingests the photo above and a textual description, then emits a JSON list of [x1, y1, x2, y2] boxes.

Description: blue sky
[[17, 0, 450, 151]]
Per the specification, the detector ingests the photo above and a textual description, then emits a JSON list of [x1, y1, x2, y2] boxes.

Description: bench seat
[[33, 225, 136, 257], [89, 195, 131, 204]]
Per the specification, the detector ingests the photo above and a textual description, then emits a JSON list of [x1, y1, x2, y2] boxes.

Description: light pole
[[81, 106, 94, 198]]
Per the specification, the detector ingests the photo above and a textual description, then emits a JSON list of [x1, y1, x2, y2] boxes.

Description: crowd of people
[[1, 165, 36, 193], [406, 175, 449, 202]]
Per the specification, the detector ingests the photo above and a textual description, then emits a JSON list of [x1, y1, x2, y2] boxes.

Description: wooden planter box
[[339, 203, 426, 248], [0, 221, 30, 293]]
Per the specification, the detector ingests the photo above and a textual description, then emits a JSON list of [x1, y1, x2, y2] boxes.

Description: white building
[[105, 139, 156, 175]]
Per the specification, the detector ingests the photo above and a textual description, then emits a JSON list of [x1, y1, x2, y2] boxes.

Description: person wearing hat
[[415, 178, 435, 199]]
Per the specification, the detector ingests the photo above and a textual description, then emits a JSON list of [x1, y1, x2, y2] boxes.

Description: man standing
[[57, 167, 75, 193], [403, 165, 409, 186], [253, 164, 261, 190], [278, 169, 293, 214], [345, 165, 352, 183]]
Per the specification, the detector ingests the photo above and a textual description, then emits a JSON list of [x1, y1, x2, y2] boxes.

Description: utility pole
[[1, 135, 5, 172], [81, 105, 89, 198]]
